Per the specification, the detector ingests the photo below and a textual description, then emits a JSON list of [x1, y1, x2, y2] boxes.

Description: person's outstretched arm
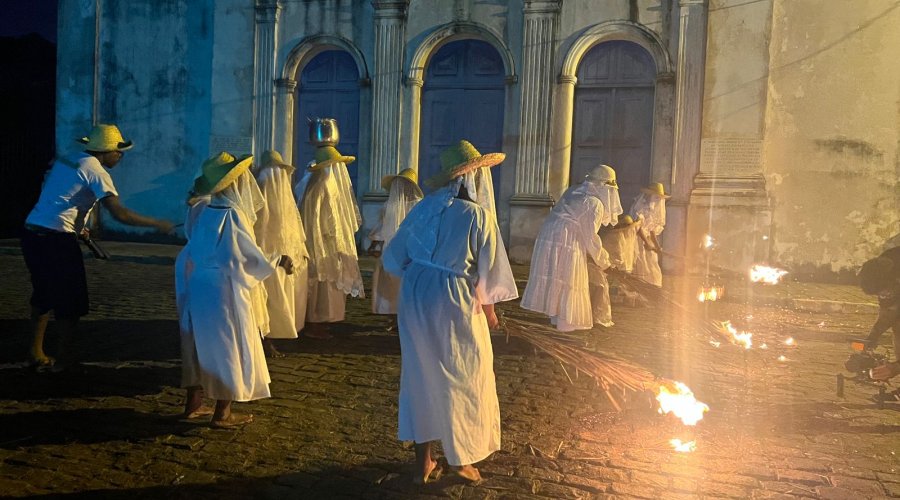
[[101, 195, 173, 233]]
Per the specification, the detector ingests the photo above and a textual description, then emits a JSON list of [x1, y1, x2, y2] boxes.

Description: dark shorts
[[21, 227, 89, 319]]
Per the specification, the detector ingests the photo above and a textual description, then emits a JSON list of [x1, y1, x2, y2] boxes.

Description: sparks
[[784, 337, 796, 346], [702, 234, 715, 249], [669, 439, 697, 453], [697, 285, 724, 303], [708, 339, 721, 348], [749, 264, 788, 284], [759, 343, 768, 349], [718, 321, 753, 349], [656, 382, 709, 426], [778, 355, 788, 362]]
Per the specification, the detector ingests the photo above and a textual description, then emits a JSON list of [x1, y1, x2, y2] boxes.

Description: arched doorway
[[419, 39, 505, 194], [571, 40, 655, 206], [294, 50, 361, 191]]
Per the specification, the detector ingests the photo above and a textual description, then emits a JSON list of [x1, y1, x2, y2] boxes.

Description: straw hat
[[78, 124, 133, 153], [641, 182, 671, 199], [425, 140, 505, 188], [192, 152, 254, 195], [309, 145, 355, 171], [260, 150, 295, 172], [381, 168, 423, 196], [585, 164, 618, 188], [614, 215, 635, 228]]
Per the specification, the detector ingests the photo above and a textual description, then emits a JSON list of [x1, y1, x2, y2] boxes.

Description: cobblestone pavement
[[0, 250, 897, 499]]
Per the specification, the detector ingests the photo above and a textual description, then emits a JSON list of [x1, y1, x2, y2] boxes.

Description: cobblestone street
[[0, 245, 897, 499]]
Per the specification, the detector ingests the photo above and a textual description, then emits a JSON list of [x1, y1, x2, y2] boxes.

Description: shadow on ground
[[0, 407, 197, 449], [24, 460, 487, 499]]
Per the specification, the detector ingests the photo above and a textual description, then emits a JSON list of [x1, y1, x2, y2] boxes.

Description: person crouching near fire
[[178, 152, 294, 428], [860, 246, 900, 384], [382, 140, 518, 484], [522, 165, 618, 331]]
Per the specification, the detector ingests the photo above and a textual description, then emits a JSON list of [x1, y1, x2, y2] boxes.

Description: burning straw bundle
[[500, 314, 659, 411]]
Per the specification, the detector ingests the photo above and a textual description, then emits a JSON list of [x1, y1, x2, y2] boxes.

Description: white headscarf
[[381, 177, 423, 245], [211, 170, 265, 224], [630, 192, 666, 234]]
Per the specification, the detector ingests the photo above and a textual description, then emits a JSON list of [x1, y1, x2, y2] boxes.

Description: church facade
[[56, 0, 899, 275]]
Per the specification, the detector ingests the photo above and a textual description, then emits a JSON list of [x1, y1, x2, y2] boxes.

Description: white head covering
[[583, 165, 622, 226], [630, 192, 667, 234], [211, 170, 265, 224], [380, 176, 423, 245]]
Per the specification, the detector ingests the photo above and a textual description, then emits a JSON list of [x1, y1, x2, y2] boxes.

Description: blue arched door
[[420, 39, 505, 195], [571, 41, 655, 206], [295, 50, 361, 191]]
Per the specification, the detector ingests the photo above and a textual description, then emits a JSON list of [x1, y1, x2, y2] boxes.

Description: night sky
[[0, 0, 57, 41]]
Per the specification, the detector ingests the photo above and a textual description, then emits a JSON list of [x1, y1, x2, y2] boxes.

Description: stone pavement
[[0, 243, 897, 499]]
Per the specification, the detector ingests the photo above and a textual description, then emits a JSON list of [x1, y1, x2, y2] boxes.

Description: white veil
[[630, 193, 666, 234], [380, 177, 423, 246]]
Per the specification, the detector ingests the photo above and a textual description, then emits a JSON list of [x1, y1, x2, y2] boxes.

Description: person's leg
[[413, 441, 439, 484], [29, 307, 53, 365], [263, 337, 285, 358], [180, 386, 214, 419], [211, 400, 253, 427]]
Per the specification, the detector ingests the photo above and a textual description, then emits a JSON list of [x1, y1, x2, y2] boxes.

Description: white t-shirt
[[25, 153, 118, 233]]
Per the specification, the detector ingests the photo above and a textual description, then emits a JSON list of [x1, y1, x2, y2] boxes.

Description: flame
[[656, 382, 709, 426], [669, 439, 697, 453], [749, 265, 788, 284], [718, 321, 753, 349], [702, 234, 715, 249], [697, 285, 725, 303], [784, 337, 796, 346]]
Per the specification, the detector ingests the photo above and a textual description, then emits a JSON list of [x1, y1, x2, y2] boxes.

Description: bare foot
[[413, 459, 441, 485], [210, 413, 253, 428], [264, 340, 286, 358], [28, 354, 55, 368], [180, 406, 214, 420], [452, 465, 482, 483]]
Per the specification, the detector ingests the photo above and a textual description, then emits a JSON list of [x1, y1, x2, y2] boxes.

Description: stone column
[[547, 74, 576, 201], [274, 78, 297, 164], [404, 76, 424, 176], [368, 1, 408, 198], [252, 0, 280, 156], [666, 0, 708, 271], [508, 0, 560, 263]]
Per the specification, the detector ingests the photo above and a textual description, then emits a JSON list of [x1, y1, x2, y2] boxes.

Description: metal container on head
[[308, 117, 340, 147]]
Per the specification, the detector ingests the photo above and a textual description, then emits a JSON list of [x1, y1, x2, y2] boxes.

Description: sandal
[[210, 413, 253, 429], [179, 406, 215, 420]]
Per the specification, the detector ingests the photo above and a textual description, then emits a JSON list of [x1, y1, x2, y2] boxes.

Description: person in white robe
[[175, 193, 210, 419], [599, 215, 650, 307], [179, 152, 294, 428], [296, 145, 364, 339], [630, 182, 670, 287], [522, 165, 620, 331], [368, 168, 423, 317], [587, 166, 623, 327], [254, 150, 309, 355], [382, 140, 518, 484]]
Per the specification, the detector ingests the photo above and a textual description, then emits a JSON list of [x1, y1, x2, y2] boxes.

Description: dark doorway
[[294, 50, 361, 194], [419, 39, 505, 195], [571, 40, 655, 206]]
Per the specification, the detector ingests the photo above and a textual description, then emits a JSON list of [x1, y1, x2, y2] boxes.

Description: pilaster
[[252, 0, 280, 156], [368, 1, 408, 197], [274, 78, 297, 164]]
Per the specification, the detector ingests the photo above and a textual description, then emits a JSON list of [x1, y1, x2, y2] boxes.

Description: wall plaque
[[700, 138, 762, 175], [209, 136, 252, 157]]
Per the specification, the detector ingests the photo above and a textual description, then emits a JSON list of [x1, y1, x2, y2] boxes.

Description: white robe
[[632, 218, 664, 287], [521, 183, 607, 331], [382, 189, 518, 466], [298, 163, 364, 323], [175, 197, 209, 388], [369, 210, 403, 314], [184, 206, 277, 401], [255, 166, 309, 338]]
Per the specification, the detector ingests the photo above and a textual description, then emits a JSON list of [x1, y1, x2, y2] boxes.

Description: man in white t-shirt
[[22, 124, 174, 370]]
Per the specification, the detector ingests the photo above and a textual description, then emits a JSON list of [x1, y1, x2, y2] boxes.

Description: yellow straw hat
[[381, 167, 424, 197], [308, 145, 356, 171], [641, 182, 671, 199], [192, 152, 254, 195], [425, 140, 505, 189], [614, 215, 635, 228], [77, 124, 133, 152], [260, 150, 295, 172]]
